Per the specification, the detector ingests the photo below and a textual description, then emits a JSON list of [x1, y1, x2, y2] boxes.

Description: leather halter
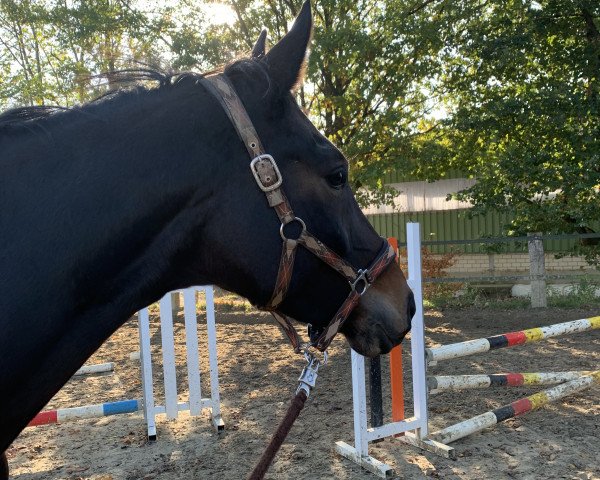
[[201, 74, 396, 353]]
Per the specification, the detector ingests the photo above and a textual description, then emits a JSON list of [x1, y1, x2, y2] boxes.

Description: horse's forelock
[[224, 58, 275, 100]]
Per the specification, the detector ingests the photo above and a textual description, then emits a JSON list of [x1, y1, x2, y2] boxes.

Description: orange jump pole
[[387, 237, 405, 426], [366, 238, 405, 432], [390, 345, 405, 424]]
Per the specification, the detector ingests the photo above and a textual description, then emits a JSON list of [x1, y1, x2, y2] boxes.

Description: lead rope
[[247, 350, 324, 480]]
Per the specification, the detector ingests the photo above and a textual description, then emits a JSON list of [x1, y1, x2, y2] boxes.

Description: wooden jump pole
[[428, 371, 594, 394], [426, 316, 600, 363], [429, 371, 600, 444], [28, 399, 142, 426], [390, 345, 404, 423], [73, 362, 115, 376]]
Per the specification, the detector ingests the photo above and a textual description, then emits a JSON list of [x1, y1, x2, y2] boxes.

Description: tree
[[4, 1, 597, 264], [0, 0, 60, 106], [2, 0, 447, 207], [216, 0, 448, 205], [0, 0, 181, 108], [417, 0, 600, 262]]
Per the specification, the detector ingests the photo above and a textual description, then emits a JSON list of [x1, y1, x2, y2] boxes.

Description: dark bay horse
[[0, 2, 413, 477]]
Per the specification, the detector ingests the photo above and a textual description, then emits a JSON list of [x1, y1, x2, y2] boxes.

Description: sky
[[203, 2, 237, 25]]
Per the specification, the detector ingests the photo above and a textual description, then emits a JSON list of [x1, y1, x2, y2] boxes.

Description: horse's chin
[[341, 321, 409, 357], [340, 299, 411, 358]]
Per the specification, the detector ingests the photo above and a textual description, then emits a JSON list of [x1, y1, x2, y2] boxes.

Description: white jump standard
[[28, 286, 224, 440], [138, 286, 224, 440], [335, 223, 454, 479], [334, 221, 599, 477]]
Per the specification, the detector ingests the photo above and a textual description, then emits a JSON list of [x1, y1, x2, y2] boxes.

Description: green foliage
[[0, 0, 162, 106], [423, 284, 476, 309], [213, 0, 448, 206], [418, 1, 600, 261], [0, 0, 223, 107], [159, 0, 243, 70], [547, 277, 600, 307], [308, 0, 444, 204], [2, 1, 598, 266]]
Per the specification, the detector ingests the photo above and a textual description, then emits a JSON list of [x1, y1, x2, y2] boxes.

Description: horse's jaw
[[340, 263, 414, 357]]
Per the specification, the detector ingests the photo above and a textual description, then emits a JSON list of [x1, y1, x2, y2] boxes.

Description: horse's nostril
[[407, 291, 416, 320]]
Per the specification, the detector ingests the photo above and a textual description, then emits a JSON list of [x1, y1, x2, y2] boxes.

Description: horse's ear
[[263, 0, 312, 91], [252, 29, 268, 58]]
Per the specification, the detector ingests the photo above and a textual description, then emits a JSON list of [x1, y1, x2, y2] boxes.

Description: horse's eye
[[326, 169, 347, 189]]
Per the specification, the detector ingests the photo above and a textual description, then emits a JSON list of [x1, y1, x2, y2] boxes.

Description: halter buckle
[[250, 154, 283, 192], [350, 269, 370, 296]]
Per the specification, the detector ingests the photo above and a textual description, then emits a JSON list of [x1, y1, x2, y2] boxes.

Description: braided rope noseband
[[201, 74, 396, 353]]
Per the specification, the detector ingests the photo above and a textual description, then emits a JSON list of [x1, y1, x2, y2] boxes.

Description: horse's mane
[[0, 59, 272, 130], [0, 69, 203, 129]]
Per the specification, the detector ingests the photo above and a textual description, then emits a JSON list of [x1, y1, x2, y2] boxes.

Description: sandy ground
[[7, 307, 600, 480]]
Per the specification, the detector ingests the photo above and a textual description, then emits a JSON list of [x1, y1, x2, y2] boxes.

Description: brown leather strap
[[202, 75, 295, 223], [201, 75, 264, 158], [312, 242, 396, 351], [270, 311, 303, 353], [298, 231, 357, 282], [268, 239, 297, 308], [313, 292, 361, 351], [202, 75, 303, 346]]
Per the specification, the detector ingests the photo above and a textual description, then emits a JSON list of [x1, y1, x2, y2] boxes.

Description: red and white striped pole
[[429, 371, 600, 444], [427, 317, 600, 364], [428, 371, 593, 394]]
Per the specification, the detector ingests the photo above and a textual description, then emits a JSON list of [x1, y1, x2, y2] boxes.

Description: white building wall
[[363, 178, 476, 215]]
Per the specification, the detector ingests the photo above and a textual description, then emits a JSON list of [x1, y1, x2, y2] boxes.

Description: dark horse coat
[[0, 2, 414, 477]]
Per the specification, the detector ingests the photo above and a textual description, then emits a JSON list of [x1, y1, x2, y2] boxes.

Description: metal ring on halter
[[280, 217, 307, 241], [350, 269, 370, 296]]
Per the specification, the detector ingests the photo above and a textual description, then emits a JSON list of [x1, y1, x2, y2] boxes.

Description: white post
[[138, 308, 157, 439], [159, 293, 179, 420], [407, 222, 429, 437], [171, 291, 182, 315], [336, 224, 454, 474], [204, 286, 224, 430], [183, 288, 202, 416], [350, 349, 369, 457]]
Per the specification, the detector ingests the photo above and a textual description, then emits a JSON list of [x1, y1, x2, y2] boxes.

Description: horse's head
[[201, 1, 414, 357]]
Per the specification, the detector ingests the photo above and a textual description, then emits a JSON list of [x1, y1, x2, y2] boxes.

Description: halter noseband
[[201, 74, 396, 353]]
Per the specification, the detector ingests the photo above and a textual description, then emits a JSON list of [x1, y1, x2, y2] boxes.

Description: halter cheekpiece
[[201, 74, 396, 353]]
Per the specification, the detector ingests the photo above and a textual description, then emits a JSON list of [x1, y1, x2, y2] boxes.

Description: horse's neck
[[2, 89, 217, 319], [0, 88, 228, 450]]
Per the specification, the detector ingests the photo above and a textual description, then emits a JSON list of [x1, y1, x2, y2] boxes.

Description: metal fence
[[367, 210, 599, 254], [395, 232, 600, 308]]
